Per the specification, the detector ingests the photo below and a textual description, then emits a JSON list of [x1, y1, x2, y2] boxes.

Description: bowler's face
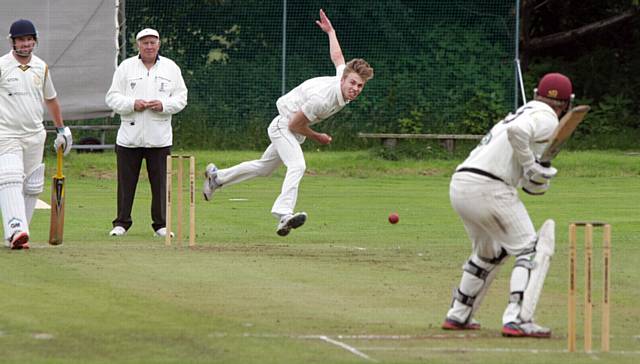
[[341, 72, 366, 101], [137, 36, 160, 62]]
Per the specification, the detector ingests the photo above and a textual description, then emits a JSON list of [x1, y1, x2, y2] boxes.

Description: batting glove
[[522, 179, 550, 196], [54, 126, 73, 155], [523, 161, 557, 184]]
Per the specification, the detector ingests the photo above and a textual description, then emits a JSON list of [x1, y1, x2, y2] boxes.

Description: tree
[[520, 0, 639, 69]]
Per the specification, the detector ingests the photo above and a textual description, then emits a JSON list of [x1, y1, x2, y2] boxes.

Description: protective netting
[[124, 0, 517, 147]]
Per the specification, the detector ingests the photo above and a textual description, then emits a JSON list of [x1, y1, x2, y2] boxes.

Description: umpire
[[106, 28, 188, 237]]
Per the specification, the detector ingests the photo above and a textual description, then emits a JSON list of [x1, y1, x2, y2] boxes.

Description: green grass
[[1, 149, 639, 363]]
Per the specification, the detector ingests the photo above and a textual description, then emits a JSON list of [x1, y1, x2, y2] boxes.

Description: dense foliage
[[523, 0, 639, 136], [120, 1, 638, 150], [124, 1, 516, 148]]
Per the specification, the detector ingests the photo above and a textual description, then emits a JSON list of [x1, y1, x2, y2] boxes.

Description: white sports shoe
[[10, 231, 30, 250], [276, 212, 308, 237], [154, 227, 175, 238], [203, 163, 220, 201], [109, 226, 126, 236], [501, 321, 551, 338]]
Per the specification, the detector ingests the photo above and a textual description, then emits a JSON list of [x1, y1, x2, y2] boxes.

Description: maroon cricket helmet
[[537, 73, 573, 101]]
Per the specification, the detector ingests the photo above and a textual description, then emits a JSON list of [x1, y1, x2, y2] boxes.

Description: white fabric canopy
[[0, 0, 117, 120]]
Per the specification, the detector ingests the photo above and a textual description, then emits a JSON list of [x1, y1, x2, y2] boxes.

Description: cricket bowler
[[202, 9, 374, 237]]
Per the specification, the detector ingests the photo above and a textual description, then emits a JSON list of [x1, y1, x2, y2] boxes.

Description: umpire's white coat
[[106, 55, 187, 148], [216, 64, 347, 217]]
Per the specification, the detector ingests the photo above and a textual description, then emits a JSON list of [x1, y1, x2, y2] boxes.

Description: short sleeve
[[43, 66, 57, 100]]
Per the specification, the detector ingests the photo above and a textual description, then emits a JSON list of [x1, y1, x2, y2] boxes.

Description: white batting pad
[[0, 154, 28, 241], [520, 219, 555, 321], [23, 163, 45, 223], [0, 187, 28, 242]]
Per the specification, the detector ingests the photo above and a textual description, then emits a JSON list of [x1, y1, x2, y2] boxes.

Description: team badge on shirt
[[480, 132, 492, 145]]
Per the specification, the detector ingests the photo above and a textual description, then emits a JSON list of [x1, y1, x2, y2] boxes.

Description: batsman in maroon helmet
[[441, 73, 574, 337]]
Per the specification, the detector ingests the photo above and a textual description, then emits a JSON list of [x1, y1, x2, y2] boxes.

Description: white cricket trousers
[[449, 172, 536, 258], [448, 172, 539, 324], [216, 116, 305, 218]]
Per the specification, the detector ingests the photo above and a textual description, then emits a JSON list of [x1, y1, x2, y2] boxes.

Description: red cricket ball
[[388, 212, 399, 224]]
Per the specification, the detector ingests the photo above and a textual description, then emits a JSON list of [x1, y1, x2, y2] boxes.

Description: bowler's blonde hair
[[344, 58, 373, 81]]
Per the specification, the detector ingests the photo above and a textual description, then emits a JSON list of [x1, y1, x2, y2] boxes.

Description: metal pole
[[114, 0, 120, 68], [516, 59, 526, 104], [281, 0, 287, 95], [514, 0, 521, 110], [120, 0, 127, 62], [115, 0, 127, 65]]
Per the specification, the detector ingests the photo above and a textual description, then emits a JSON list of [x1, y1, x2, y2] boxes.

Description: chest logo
[[480, 132, 492, 145], [130, 82, 137, 90]]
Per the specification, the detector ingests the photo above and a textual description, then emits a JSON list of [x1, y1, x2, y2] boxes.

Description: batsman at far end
[[442, 73, 575, 337], [0, 19, 72, 250], [202, 9, 373, 237]]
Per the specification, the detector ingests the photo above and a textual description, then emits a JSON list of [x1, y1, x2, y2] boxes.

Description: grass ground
[[1, 149, 639, 363]]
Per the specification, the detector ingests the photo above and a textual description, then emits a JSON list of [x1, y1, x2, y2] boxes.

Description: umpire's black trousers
[[112, 145, 171, 232]]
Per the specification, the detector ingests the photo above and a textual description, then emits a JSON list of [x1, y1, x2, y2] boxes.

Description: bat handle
[[56, 146, 63, 176]]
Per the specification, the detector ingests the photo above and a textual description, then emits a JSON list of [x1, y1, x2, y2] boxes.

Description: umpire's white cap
[[136, 28, 159, 40]]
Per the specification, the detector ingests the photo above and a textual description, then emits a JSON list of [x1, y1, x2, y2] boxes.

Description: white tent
[[0, 0, 117, 120]]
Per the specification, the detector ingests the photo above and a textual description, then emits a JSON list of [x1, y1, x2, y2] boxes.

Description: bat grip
[[56, 146, 63, 177]]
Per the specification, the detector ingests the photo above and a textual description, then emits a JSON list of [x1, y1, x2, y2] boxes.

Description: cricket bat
[[49, 147, 65, 245], [539, 105, 590, 166]]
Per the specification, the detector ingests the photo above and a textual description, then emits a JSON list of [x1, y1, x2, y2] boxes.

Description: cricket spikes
[[276, 212, 308, 237]]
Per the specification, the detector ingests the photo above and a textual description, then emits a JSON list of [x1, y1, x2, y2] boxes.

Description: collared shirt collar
[[335, 76, 347, 106], [529, 99, 556, 114], [138, 53, 160, 63], [10, 51, 33, 68]]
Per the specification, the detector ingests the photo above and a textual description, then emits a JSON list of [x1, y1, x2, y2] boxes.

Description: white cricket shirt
[[276, 64, 347, 126], [457, 100, 559, 187], [0, 52, 56, 137]]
